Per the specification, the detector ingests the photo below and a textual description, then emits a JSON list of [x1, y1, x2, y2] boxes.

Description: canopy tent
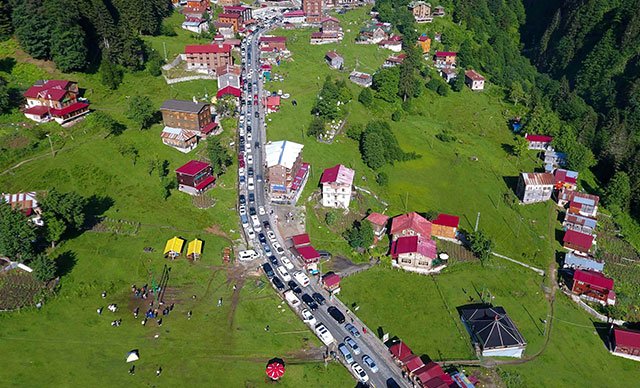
[[126, 350, 139, 363], [265, 358, 285, 380], [164, 236, 184, 259], [187, 239, 203, 260]]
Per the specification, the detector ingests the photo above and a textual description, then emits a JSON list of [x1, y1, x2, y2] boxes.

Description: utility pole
[[474, 212, 480, 232], [163, 41, 168, 61]]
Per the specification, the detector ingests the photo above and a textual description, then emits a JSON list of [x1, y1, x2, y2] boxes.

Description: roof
[[322, 272, 341, 287], [391, 235, 437, 259], [23, 105, 50, 116], [291, 233, 311, 247], [320, 164, 355, 186], [390, 212, 432, 237], [216, 85, 242, 98], [200, 121, 218, 135], [404, 355, 425, 373], [290, 163, 310, 192], [433, 213, 459, 228], [563, 230, 594, 250], [185, 44, 231, 54], [266, 96, 281, 107], [414, 362, 450, 385], [195, 175, 216, 190], [187, 239, 203, 256], [218, 12, 241, 19], [23, 80, 73, 101], [521, 172, 555, 186], [284, 10, 305, 17], [161, 99, 209, 113], [176, 160, 211, 176], [465, 69, 485, 81], [50, 102, 89, 117], [265, 140, 304, 169], [2, 192, 38, 208], [525, 133, 553, 143], [573, 269, 614, 290], [366, 212, 389, 226], [614, 327, 640, 350], [564, 252, 604, 272], [260, 36, 287, 43], [435, 51, 457, 57], [321, 16, 340, 23], [418, 35, 430, 42], [325, 51, 341, 59], [164, 236, 184, 254], [161, 127, 197, 141], [460, 306, 527, 350], [389, 341, 414, 363], [223, 6, 249, 12], [297, 245, 320, 262], [379, 39, 402, 46], [554, 169, 579, 185], [570, 192, 600, 208], [564, 213, 597, 230]]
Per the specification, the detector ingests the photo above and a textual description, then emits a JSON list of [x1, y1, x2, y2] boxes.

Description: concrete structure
[[303, 0, 323, 23], [563, 213, 597, 235], [23, 80, 89, 124], [517, 172, 555, 204], [390, 235, 439, 274], [409, 1, 432, 23], [366, 212, 389, 245], [524, 133, 553, 150], [320, 164, 355, 209], [175, 160, 215, 195], [185, 44, 232, 74], [465, 69, 485, 91], [349, 71, 373, 87], [434, 51, 457, 68], [460, 306, 527, 358], [266, 141, 308, 203]]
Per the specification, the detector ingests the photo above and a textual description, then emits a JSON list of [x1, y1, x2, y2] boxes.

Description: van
[[314, 323, 335, 346], [293, 271, 310, 287], [338, 343, 354, 364], [277, 265, 291, 282], [251, 215, 260, 228], [238, 250, 259, 261]]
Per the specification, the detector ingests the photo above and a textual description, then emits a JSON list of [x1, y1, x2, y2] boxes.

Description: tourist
[[97, 307, 103, 315], [101, 291, 107, 298], [187, 310, 192, 320], [129, 365, 135, 375], [157, 318, 163, 326], [141, 318, 147, 326], [156, 367, 162, 377]]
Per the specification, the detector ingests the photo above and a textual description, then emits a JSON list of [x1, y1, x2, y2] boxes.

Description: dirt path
[[227, 278, 245, 329]]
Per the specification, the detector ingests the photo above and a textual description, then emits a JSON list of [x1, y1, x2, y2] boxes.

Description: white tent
[[126, 350, 139, 363]]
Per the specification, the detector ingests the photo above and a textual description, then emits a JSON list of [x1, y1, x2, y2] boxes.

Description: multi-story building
[[517, 172, 555, 204], [266, 141, 309, 204], [390, 212, 432, 241], [390, 235, 439, 274], [320, 164, 354, 209], [303, 0, 323, 23], [160, 100, 216, 138], [185, 44, 232, 74], [23, 80, 90, 124], [175, 160, 216, 195], [218, 12, 242, 32], [409, 1, 433, 23], [465, 69, 485, 91]]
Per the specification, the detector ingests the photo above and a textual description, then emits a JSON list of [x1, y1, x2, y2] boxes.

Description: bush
[[161, 24, 177, 37], [437, 83, 449, 96], [325, 211, 337, 226], [376, 172, 388, 186], [391, 109, 403, 122], [30, 254, 56, 282], [436, 129, 457, 142], [345, 123, 364, 141], [358, 88, 373, 107]]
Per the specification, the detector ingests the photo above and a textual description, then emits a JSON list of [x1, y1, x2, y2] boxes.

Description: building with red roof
[[434, 51, 457, 68], [390, 235, 439, 274], [259, 36, 287, 51], [413, 362, 453, 387], [185, 44, 232, 74], [320, 164, 355, 209], [283, 10, 306, 24], [216, 85, 242, 99], [563, 229, 594, 253], [390, 212, 432, 240], [524, 133, 553, 150], [554, 169, 579, 191], [222, 5, 252, 25], [320, 16, 341, 33], [404, 355, 425, 373], [22, 80, 89, 124], [366, 212, 390, 243], [564, 191, 600, 218], [321, 272, 341, 295], [266, 96, 281, 113], [389, 341, 414, 364], [611, 326, 640, 361], [296, 245, 320, 264], [465, 69, 485, 91], [175, 160, 216, 195], [290, 233, 311, 248], [431, 213, 459, 239], [571, 269, 615, 305], [184, 0, 209, 15]]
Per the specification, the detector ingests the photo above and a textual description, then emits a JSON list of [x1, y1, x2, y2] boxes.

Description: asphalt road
[[237, 22, 409, 388]]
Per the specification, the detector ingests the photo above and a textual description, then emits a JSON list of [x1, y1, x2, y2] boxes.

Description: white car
[[281, 257, 294, 270], [351, 363, 368, 383], [267, 231, 277, 242], [247, 132, 252, 142], [238, 167, 245, 176], [247, 154, 254, 165], [314, 323, 335, 346], [246, 229, 255, 240], [293, 271, 310, 287], [272, 242, 285, 255], [258, 206, 266, 215], [239, 205, 246, 216], [301, 308, 316, 326], [238, 249, 259, 261], [248, 181, 255, 191], [277, 265, 291, 282]]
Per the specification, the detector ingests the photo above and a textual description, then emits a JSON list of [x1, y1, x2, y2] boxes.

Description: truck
[[283, 289, 301, 308]]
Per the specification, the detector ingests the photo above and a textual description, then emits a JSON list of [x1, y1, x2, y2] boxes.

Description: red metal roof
[[291, 233, 310, 247], [23, 80, 73, 101], [218, 12, 241, 19], [465, 69, 485, 81], [390, 212, 432, 237], [200, 122, 218, 135], [573, 269, 614, 290], [366, 212, 389, 226], [614, 327, 640, 350], [554, 169, 579, 185], [266, 96, 281, 107], [297, 245, 320, 263], [284, 10, 305, 17], [525, 133, 553, 143], [50, 102, 88, 117], [418, 35, 429, 42], [216, 86, 241, 98], [433, 213, 459, 228], [322, 273, 341, 287], [435, 51, 457, 57], [563, 230, 594, 251], [23, 105, 50, 116], [260, 36, 287, 43], [185, 44, 231, 54], [414, 362, 450, 385], [194, 175, 216, 190], [389, 341, 414, 363], [391, 235, 437, 259], [176, 160, 211, 176], [404, 355, 425, 373]]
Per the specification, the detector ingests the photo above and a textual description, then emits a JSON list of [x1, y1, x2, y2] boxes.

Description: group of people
[[131, 284, 155, 300], [129, 365, 162, 377]]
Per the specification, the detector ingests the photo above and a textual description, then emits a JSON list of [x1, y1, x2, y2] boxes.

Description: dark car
[[272, 276, 285, 291], [248, 167, 254, 176], [386, 378, 401, 388], [254, 141, 260, 148], [312, 292, 326, 306], [268, 255, 278, 266], [239, 194, 246, 205], [327, 306, 346, 324], [249, 207, 256, 216], [247, 125, 252, 132], [258, 233, 267, 243], [318, 250, 332, 259], [254, 111, 259, 118], [287, 280, 302, 294], [248, 193, 255, 202], [301, 294, 319, 310], [263, 220, 271, 229], [262, 263, 275, 278]]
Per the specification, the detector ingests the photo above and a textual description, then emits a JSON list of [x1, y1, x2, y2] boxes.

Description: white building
[[319, 164, 354, 209], [517, 172, 555, 204], [465, 69, 485, 91], [1, 192, 44, 226]]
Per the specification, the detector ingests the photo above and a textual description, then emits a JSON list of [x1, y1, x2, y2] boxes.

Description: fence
[[163, 74, 218, 85], [560, 288, 626, 326]]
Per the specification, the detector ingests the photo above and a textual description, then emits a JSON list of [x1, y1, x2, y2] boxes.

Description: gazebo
[[164, 236, 184, 259], [187, 239, 203, 261]]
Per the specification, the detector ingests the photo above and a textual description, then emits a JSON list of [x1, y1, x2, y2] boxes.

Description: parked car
[[267, 231, 277, 242], [318, 250, 332, 259], [249, 207, 257, 216], [263, 220, 271, 230], [277, 266, 291, 282], [246, 229, 255, 240], [293, 271, 310, 287], [301, 308, 316, 326], [262, 263, 275, 278], [362, 355, 378, 373], [281, 257, 294, 270], [258, 206, 266, 215], [272, 242, 285, 255], [301, 294, 318, 310], [288, 280, 301, 294], [351, 363, 368, 383], [239, 205, 246, 216], [312, 292, 326, 306], [338, 343, 354, 364], [238, 249, 259, 261], [268, 255, 278, 266], [272, 276, 285, 291], [258, 232, 266, 243], [327, 306, 345, 324], [239, 194, 246, 205], [345, 323, 361, 338], [248, 193, 255, 202], [344, 336, 361, 355]]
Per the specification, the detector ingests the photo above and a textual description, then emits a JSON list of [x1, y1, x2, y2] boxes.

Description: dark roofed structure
[[160, 99, 209, 114], [459, 305, 526, 358]]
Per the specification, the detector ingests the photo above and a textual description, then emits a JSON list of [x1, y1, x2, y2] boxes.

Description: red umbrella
[[265, 360, 285, 380]]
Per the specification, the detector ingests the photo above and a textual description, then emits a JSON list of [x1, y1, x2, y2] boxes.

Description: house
[[404, 354, 425, 374], [563, 252, 604, 273], [223, 5, 252, 24], [358, 22, 391, 44], [283, 10, 306, 24], [187, 239, 203, 260], [303, 0, 323, 23], [409, 1, 433, 23], [217, 64, 242, 90], [213, 22, 235, 39], [266, 141, 309, 203], [568, 191, 600, 218], [322, 272, 341, 294], [434, 51, 457, 68], [184, 0, 208, 15], [464, 70, 485, 91], [544, 149, 567, 170], [266, 96, 281, 113], [554, 169, 579, 191], [182, 17, 209, 34], [23, 80, 89, 124], [218, 13, 241, 32], [160, 100, 216, 138], [417, 35, 431, 54], [440, 67, 457, 83], [310, 32, 341, 45], [413, 362, 454, 387], [1, 192, 43, 226], [320, 164, 355, 209], [383, 53, 406, 68], [563, 213, 597, 235], [389, 341, 415, 364], [390, 235, 439, 274], [296, 245, 320, 264], [185, 44, 232, 74], [431, 213, 459, 239], [175, 160, 216, 195], [259, 36, 287, 51], [379, 38, 403, 53], [325, 51, 344, 69], [390, 212, 432, 240], [459, 306, 527, 358], [291, 233, 311, 248], [433, 5, 445, 16], [161, 127, 198, 153], [216, 85, 242, 100], [611, 327, 640, 361], [349, 71, 373, 87], [218, 0, 240, 5], [320, 16, 341, 33], [366, 212, 389, 243], [524, 133, 553, 150], [563, 229, 594, 253], [571, 269, 616, 305], [517, 172, 555, 204]]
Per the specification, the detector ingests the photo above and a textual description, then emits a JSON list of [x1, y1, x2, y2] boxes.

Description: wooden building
[[185, 44, 232, 73], [160, 100, 216, 137]]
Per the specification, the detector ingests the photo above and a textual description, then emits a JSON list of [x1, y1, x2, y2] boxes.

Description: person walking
[[129, 365, 135, 375], [156, 367, 162, 377]]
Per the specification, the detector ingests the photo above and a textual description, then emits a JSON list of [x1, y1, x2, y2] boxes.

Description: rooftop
[[161, 99, 209, 114], [366, 212, 389, 226], [176, 160, 210, 176], [185, 44, 231, 54], [290, 233, 310, 247], [391, 235, 437, 259], [525, 133, 553, 143], [554, 169, 579, 185], [390, 212, 432, 237], [465, 69, 485, 81], [573, 269, 614, 290], [460, 306, 527, 350], [24, 80, 74, 101], [614, 327, 640, 350], [435, 51, 457, 57], [320, 164, 355, 186], [564, 252, 604, 272], [432, 213, 459, 228], [563, 229, 594, 250], [265, 140, 304, 169], [521, 172, 555, 186]]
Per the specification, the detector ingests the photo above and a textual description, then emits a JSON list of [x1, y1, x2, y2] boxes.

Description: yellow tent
[[187, 239, 203, 260], [164, 236, 184, 258]]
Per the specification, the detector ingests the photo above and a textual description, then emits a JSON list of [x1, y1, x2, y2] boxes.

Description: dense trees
[[206, 136, 232, 176], [127, 95, 156, 130], [358, 120, 419, 170], [0, 0, 12, 40], [344, 221, 374, 250], [0, 200, 36, 261], [467, 229, 494, 263], [311, 76, 350, 120], [40, 189, 87, 247]]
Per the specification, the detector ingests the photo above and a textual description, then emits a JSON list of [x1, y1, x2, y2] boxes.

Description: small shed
[[325, 51, 344, 69], [187, 239, 203, 260], [431, 213, 459, 239], [322, 272, 341, 295], [164, 236, 184, 259], [297, 245, 320, 264]]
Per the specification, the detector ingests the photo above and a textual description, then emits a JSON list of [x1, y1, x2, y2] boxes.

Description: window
[[401, 258, 412, 264]]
